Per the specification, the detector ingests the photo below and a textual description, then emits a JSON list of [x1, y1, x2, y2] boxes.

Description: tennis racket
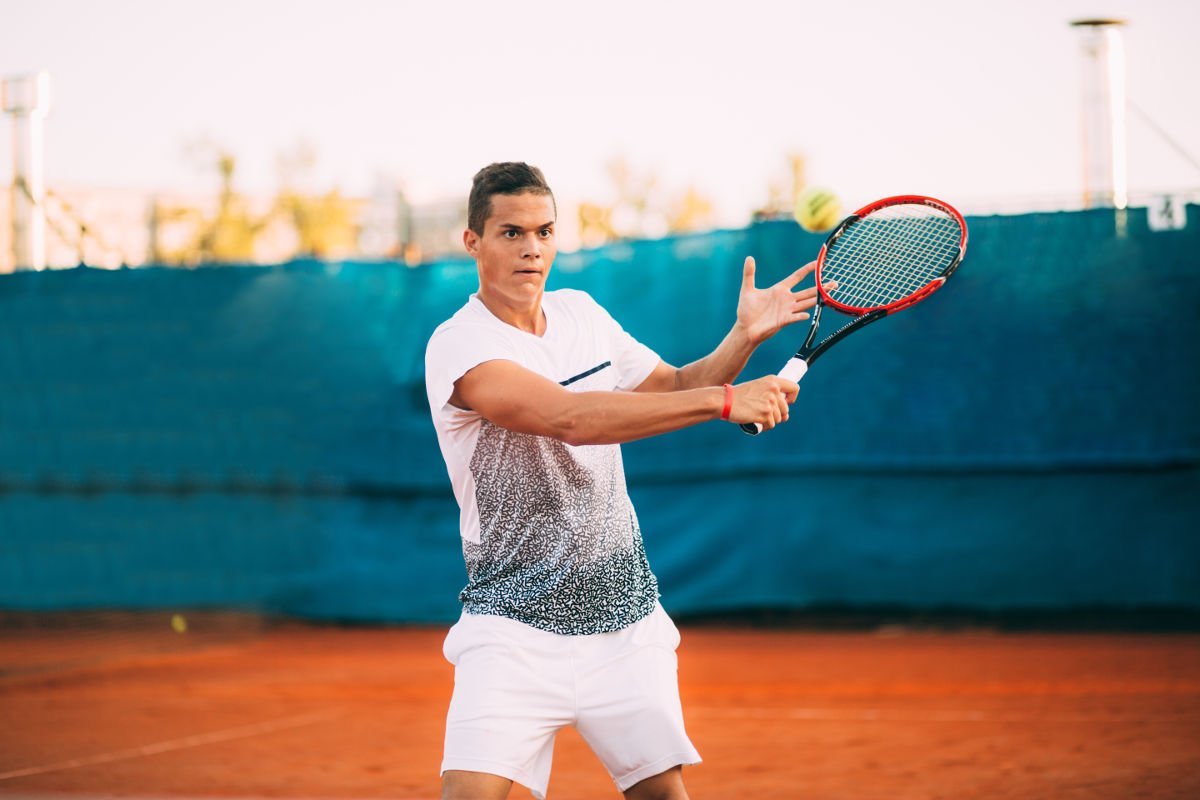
[[742, 194, 968, 435]]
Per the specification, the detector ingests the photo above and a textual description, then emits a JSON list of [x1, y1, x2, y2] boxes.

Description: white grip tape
[[747, 358, 809, 434], [779, 357, 809, 383]]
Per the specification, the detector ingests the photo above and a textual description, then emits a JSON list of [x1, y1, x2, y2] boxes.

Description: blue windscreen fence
[[1, 206, 1197, 620]]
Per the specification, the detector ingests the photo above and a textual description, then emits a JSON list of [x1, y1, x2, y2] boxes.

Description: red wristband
[[720, 383, 734, 421]]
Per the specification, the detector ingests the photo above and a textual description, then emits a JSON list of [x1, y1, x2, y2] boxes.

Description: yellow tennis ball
[[171, 614, 188, 634], [794, 187, 842, 233]]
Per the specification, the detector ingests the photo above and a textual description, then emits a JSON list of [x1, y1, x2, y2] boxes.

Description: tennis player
[[425, 162, 830, 800]]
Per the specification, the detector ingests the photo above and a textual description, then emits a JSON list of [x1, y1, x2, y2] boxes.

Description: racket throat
[[806, 309, 888, 366], [801, 304, 823, 354]]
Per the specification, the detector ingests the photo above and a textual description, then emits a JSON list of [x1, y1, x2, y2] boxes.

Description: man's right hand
[[727, 376, 800, 430]]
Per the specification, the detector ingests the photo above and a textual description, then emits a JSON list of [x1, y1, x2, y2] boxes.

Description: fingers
[[761, 378, 796, 428], [741, 256, 757, 293], [767, 260, 836, 296], [729, 375, 801, 428], [772, 377, 798, 425], [781, 260, 817, 289], [760, 390, 786, 429], [778, 260, 836, 311], [792, 279, 838, 302], [788, 280, 839, 315]]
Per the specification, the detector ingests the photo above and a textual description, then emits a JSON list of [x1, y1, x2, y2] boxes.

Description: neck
[[477, 287, 547, 336]]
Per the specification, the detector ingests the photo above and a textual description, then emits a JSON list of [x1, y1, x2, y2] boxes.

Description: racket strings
[[830, 216, 956, 306], [821, 205, 961, 310]]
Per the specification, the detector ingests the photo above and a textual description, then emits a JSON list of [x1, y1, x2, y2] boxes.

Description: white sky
[[2, 0, 1199, 226]]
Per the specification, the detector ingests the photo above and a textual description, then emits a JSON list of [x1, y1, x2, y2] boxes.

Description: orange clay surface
[[1, 613, 1198, 799]]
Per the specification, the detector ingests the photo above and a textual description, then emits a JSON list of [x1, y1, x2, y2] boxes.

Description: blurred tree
[[275, 188, 359, 258], [666, 186, 714, 234], [195, 152, 267, 262], [150, 143, 269, 265], [577, 156, 714, 246], [148, 140, 360, 265], [608, 156, 657, 235], [753, 152, 807, 222], [275, 141, 360, 258], [578, 202, 617, 249]]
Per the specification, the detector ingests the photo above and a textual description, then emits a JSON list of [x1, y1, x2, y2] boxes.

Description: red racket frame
[[814, 194, 968, 317]]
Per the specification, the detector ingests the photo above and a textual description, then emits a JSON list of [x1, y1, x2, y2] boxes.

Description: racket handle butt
[[740, 422, 763, 436]]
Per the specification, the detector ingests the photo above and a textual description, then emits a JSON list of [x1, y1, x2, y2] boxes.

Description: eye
[[503, 230, 519, 239], [539, 228, 553, 238]]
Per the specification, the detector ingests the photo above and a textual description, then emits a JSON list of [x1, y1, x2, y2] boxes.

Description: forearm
[[549, 386, 727, 446], [673, 322, 758, 390], [456, 359, 793, 443]]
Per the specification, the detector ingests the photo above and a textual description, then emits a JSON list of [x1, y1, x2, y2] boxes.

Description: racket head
[[815, 195, 967, 316]]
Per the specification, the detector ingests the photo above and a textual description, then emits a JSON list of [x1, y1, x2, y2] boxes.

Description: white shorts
[[440, 603, 701, 799]]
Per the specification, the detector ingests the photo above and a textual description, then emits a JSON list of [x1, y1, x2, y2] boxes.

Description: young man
[[425, 162, 831, 800]]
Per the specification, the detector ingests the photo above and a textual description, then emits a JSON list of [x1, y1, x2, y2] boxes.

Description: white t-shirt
[[425, 289, 663, 634]]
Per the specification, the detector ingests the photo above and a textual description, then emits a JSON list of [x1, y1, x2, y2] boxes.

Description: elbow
[[547, 407, 602, 447], [553, 414, 593, 447], [540, 392, 623, 446]]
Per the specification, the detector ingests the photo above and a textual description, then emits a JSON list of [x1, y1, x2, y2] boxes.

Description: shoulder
[[546, 288, 609, 317], [547, 287, 595, 304], [429, 296, 494, 336], [426, 299, 503, 355]]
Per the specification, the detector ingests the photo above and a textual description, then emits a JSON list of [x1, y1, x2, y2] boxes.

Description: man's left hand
[[736, 257, 835, 345]]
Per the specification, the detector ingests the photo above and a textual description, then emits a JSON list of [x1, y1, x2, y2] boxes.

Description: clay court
[[2, 613, 1198, 799]]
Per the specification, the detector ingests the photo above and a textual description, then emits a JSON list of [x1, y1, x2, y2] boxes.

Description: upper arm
[[632, 360, 681, 394], [453, 359, 577, 438]]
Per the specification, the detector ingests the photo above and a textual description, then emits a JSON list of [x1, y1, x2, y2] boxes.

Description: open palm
[[736, 257, 831, 345]]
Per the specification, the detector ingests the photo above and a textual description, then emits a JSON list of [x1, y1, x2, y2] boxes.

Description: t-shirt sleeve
[[425, 322, 519, 416], [584, 294, 661, 392]]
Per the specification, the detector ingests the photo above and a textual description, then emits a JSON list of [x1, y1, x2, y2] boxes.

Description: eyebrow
[[498, 220, 555, 231]]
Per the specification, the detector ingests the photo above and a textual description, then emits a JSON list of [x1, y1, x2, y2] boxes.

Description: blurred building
[[0, 186, 153, 271], [0, 183, 470, 272]]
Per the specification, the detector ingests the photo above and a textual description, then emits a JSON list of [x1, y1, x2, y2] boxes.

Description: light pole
[[1070, 19, 1128, 212], [2, 71, 52, 271]]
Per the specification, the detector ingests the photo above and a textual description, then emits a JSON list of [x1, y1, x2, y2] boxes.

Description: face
[[464, 192, 557, 311]]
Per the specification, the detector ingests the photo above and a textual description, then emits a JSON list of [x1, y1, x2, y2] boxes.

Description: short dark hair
[[467, 162, 556, 235]]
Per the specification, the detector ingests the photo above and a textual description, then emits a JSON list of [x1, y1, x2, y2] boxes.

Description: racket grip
[[739, 358, 809, 436]]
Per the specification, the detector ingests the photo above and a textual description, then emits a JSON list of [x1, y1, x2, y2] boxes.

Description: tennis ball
[[794, 187, 842, 233], [171, 614, 188, 634]]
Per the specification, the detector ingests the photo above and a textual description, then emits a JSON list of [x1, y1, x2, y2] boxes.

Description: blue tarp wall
[[2, 207, 1198, 621]]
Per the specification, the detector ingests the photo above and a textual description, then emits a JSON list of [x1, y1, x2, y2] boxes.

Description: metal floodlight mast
[[2, 71, 52, 270], [1070, 19, 1129, 211]]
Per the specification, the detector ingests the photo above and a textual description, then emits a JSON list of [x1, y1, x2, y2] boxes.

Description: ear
[[463, 228, 480, 257]]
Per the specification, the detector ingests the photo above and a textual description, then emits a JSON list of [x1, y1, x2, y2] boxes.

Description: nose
[[520, 232, 543, 259]]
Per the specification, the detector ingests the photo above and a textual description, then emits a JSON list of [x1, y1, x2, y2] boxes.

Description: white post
[[1070, 19, 1128, 211], [2, 71, 52, 270]]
